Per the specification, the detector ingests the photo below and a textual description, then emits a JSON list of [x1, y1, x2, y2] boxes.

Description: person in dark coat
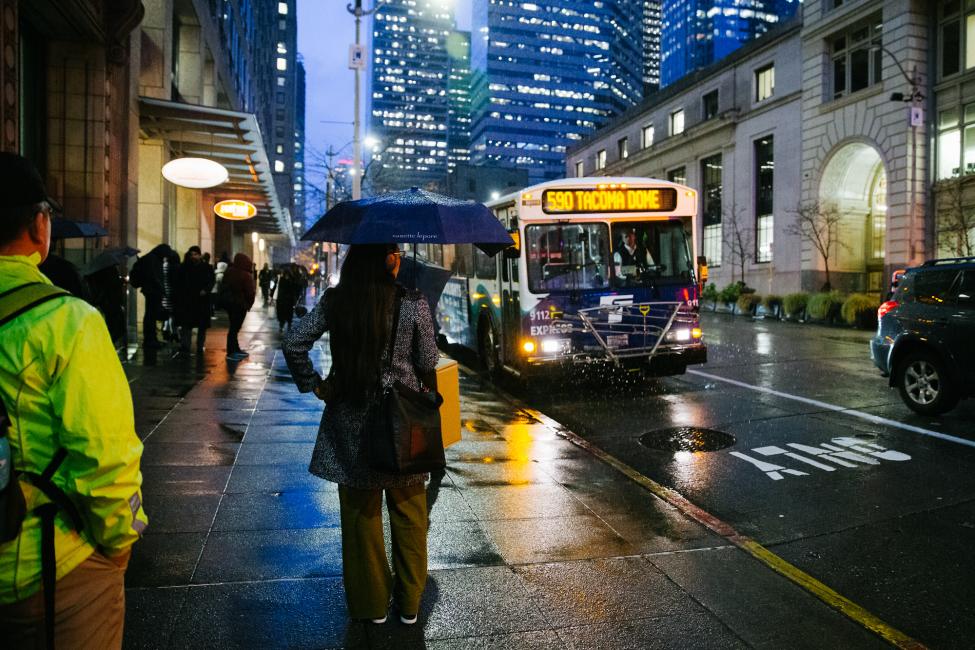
[[222, 252, 256, 360], [39, 252, 90, 300], [174, 245, 215, 354], [275, 264, 299, 331], [258, 263, 272, 306], [129, 243, 180, 349], [85, 263, 127, 346], [283, 244, 438, 625]]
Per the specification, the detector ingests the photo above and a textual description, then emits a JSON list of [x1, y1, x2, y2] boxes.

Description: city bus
[[426, 177, 708, 378]]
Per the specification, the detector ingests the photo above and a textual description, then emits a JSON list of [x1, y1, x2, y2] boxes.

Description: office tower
[[295, 56, 307, 223], [366, 0, 454, 192], [644, 1, 662, 92], [447, 30, 472, 174], [268, 0, 301, 223], [469, 0, 644, 183], [660, 0, 801, 87]]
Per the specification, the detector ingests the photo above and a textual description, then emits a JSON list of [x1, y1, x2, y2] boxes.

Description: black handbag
[[365, 291, 446, 474]]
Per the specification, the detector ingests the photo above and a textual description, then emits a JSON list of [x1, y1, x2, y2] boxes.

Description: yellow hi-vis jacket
[[0, 253, 148, 603]]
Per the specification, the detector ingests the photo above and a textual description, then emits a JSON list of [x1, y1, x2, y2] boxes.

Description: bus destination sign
[[541, 187, 678, 214]]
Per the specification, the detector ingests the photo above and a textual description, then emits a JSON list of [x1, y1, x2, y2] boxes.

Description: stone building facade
[[570, 2, 941, 296], [568, 21, 804, 295]]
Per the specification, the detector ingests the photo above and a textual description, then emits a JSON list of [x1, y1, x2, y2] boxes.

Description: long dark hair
[[328, 244, 398, 401]]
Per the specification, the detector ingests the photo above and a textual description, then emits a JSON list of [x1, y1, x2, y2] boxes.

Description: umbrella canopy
[[84, 247, 141, 276], [51, 218, 108, 239], [398, 255, 453, 312], [301, 187, 513, 255]]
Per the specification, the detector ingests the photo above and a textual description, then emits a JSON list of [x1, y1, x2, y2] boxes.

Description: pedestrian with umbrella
[[283, 188, 511, 626], [84, 247, 139, 347]]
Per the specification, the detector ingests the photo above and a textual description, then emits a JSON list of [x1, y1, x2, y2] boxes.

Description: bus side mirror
[[503, 230, 520, 259], [697, 255, 709, 284]]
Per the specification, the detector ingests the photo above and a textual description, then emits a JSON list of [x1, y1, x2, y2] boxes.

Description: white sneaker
[[370, 615, 387, 624], [399, 613, 418, 625]]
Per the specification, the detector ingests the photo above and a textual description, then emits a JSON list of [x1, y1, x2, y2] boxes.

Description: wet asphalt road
[[515, 312, 975, 649]]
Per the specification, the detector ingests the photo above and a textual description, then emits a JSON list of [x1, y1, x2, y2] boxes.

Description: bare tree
[[721, 202, 753, 286], [787, 201, 846, 291], [935, 176, 975, 257]]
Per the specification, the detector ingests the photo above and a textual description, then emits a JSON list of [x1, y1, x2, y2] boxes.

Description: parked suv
[[870, 258, 975, 415]]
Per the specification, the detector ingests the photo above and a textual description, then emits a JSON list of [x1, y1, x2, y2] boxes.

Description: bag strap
[[0, 283, 69, 328], [377, 289, 404, 392]]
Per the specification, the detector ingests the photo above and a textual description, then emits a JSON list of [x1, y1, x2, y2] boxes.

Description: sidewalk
[[122, 306, 889, 649]]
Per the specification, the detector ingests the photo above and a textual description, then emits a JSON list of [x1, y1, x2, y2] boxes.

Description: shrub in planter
[[782, 293, 809, 321], [702, 283, 719, 310], [762, 294, 783, 318], [718, 283, 743, 311], [737, 293, 762, 315], [807, 291, 845, 323], [841, 293, 879, 329]]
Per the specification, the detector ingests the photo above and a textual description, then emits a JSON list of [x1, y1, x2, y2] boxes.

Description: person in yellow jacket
[[0, 153, 148, 649]]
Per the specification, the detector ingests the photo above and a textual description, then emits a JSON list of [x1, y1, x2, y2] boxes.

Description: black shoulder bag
[[365, 292, 446, 474]]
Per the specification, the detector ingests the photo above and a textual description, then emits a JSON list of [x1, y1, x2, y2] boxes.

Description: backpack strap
[[24, 450, 83, 650], [0, 283, 70, 328]]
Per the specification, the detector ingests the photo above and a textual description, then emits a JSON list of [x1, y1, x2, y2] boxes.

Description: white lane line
[[688, 369, 975, 450]]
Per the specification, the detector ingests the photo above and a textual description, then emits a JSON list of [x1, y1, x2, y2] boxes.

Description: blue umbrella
[[51, 218, 108, 239], [301, 187, 513, 256]]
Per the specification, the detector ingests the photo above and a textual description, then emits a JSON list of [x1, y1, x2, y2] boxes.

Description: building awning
[[138, 97, 296, 246]]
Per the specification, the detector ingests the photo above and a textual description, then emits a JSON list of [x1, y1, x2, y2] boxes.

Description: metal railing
[[572, 301, 693, 364]]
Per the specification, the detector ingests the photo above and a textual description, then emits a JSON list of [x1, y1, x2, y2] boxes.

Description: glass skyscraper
[[644, 1, 662, 92], [469, 0, 644, 183], [447, 30, 472, 173], [660, 0, 801, 87], [367, 0, 454, 192]]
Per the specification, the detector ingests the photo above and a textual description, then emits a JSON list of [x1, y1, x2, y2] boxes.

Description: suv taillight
[[878, 300, 899, 319]]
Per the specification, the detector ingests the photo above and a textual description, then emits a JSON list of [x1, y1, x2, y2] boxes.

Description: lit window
[[276, 145, 284, 154], [667, 167, 686, 185], [277, 77, 286, 86], [596, 149, 606, 170], [670, 109, 684, 136], [277, 58, 287, 71], [641, 124, 654, 148], [701, 154, 722, 267], [277, 42, 287, 54], [938, 107, 962, 179], [278, 1, 288, 15], [755, 136, 774, 263], [575, 160, 584, 177], [274, 160, 285, 172], [755, 64, 774, 102]]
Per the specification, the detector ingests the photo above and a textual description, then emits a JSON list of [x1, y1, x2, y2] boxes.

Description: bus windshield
[[611, 220, 693, 287], [526, 223, 610, 292]]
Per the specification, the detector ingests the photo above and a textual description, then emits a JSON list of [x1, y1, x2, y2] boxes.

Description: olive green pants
[[338, 483, 428, 619]]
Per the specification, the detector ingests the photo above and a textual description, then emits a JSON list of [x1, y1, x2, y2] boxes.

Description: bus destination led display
[[541, 187, 678, 214]]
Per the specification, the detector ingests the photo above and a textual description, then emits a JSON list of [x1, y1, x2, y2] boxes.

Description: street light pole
[[349, 0, 364, 200]]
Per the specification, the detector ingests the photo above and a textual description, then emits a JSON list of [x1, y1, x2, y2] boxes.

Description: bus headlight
[[540, 338, 570, 354], [692, 327, 703, 339], [665, 328, 692, 342], [521, 339, 537, 354]]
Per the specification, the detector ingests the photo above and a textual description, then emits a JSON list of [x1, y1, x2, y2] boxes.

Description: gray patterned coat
[[282, 287, 439, 489]]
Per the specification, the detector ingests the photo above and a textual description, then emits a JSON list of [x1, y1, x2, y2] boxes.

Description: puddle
[[639, 426, 736, 452]]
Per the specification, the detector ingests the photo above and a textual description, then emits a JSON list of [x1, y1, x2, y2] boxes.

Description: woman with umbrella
[[282, 244, 439, 626]]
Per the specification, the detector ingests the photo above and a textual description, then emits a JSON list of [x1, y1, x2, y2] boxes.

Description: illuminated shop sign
[[541, 187, 678, 214]]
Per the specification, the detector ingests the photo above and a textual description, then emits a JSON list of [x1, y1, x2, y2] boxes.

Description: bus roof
[[484, 176, 695, 210]]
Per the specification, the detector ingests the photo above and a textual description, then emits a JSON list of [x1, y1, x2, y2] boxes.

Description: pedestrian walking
[[283, 244, 438, 625], [211, 252, 229, 319], [129, 243, 179, 350], [221, 252, 256, 360], [259, 263, 272, 306], [174, 245, 215, 355], [0, 153, 148, 649], [85, 262, 127, 347], [275, 264, 299, 331]]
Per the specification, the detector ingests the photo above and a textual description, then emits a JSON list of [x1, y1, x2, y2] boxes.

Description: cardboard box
[[436, 357, 461, 448]]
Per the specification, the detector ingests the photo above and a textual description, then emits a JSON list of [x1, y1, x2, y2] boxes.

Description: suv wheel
[[896, 350, 959, 415]]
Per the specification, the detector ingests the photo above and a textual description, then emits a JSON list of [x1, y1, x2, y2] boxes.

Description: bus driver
[[614, 227, 654, 280]]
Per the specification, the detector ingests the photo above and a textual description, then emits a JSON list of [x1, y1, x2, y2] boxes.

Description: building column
[[175, 22, 204, 104]]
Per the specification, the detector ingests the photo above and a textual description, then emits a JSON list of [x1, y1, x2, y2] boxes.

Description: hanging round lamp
[[161, 157, 229, 189]]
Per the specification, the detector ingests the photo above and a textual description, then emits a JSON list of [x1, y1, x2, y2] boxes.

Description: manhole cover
[[639, 427, 736, 452]]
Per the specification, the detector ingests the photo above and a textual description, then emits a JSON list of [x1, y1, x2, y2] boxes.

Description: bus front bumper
[[523, 342, 707, 369]]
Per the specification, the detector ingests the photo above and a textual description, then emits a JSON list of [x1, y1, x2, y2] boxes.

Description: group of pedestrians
[[1, 153, 440, 647]]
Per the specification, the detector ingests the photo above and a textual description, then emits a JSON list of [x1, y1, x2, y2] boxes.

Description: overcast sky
[[297, 0, 472, 186]]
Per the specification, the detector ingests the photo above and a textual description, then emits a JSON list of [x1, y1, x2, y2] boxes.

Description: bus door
[[500, 251, 521, 367]]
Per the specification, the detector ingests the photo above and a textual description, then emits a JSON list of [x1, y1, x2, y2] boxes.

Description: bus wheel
[[478, 319, 501, 377]]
